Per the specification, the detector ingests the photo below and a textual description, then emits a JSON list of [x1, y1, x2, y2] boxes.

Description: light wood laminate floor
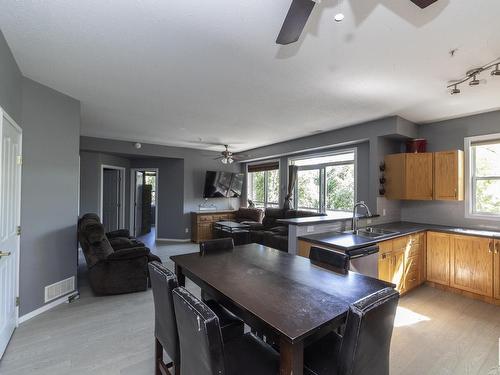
[[1, 239, 499, 375]]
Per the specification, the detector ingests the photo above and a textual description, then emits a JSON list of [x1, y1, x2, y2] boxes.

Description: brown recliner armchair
[[78, 213, 160, 295]]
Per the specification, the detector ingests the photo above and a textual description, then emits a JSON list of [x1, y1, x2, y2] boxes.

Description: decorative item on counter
[[406, 138, 427, 153], [248, 199, 256, 208], [198, 198, 217, 212]]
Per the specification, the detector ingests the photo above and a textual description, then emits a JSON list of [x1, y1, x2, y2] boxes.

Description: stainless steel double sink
[[343, 227, 399, 240]]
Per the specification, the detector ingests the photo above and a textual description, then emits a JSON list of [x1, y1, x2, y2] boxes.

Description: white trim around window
[[464, 132, 500, 221]]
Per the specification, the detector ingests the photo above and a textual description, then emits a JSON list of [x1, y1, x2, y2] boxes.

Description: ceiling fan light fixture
[[221, 158, 228, 164]]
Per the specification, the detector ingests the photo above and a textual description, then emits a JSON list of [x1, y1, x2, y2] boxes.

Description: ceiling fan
[[276, 0, 439, 45], [215, 145, 240, 164]]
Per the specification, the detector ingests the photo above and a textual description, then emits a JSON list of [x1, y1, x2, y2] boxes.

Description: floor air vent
[[44, 276, 75, 303]]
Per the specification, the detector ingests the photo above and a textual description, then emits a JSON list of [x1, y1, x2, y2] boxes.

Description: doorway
[[130, 168, 158, 240], [100, 165, 125, 233], [0, 108, 22, 359]]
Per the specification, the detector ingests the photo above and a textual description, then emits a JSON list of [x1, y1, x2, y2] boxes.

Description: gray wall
[[0, 31, 22, 123], [20, 78, 80, 316], [1, 31, 80, 317], [80, 136, 240, 239], [242, 142, 371, 210], [401, 110, 500, 230], [130, 158, 185, 239], [238, 116, 416, 215]]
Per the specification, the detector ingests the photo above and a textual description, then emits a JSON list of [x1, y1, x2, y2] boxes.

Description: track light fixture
[[447, 59, 500, 95], [450, 85, 460, 95], [491, 64, 500, 76]]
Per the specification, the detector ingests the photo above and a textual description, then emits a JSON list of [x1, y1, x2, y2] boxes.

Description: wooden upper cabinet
[[385, 150, 464, 201], [385, 153, 433, 200], [434, 150, 464, 201], [450, 235, 493, 297], [426, 231, 451, 285]]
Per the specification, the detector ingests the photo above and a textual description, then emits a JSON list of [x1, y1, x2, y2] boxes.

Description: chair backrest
[[148, 261, 180, 365], [199, 238, 234, 255], [338, 287, 399, 375], [309, 246, 349, 274], [172, 287, 225, 375], [78, 216, 114, 267]]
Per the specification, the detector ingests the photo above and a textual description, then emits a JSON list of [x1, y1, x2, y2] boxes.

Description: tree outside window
[[247, 164, 280, 208], [293, 151, 355, 214], [470, 139, 500, 216]]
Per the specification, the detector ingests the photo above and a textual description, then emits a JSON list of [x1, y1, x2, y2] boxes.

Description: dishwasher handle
[[347, 245, 379, 259]]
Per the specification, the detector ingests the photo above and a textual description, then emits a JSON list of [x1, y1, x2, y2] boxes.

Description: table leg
[[279, 337, 303, 375], [175, 264, 185, 287]]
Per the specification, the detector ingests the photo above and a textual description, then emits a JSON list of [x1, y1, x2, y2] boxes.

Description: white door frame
[[130, 168, 159, 240], [100, 165, 126, 230], [0, 107, 22, 328]]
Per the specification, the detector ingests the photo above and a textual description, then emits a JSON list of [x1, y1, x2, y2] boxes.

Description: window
[[291, 150, 356, 214], [466, 134, 500, 218], [247, 161, 280, 208]]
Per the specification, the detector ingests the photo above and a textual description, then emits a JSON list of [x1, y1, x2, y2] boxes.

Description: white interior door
[[0, 109, 22, 359]]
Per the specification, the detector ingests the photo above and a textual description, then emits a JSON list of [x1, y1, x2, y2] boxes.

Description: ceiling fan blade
[[410, 0, 438, 8], [276, 0, 316, 45]]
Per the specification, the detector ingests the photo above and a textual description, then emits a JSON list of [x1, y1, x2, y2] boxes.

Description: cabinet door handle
[[488, 241, 494, 253], [495, 242, 500, 254]]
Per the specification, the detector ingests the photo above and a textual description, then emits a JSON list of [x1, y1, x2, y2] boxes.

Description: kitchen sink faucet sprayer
[[352, 201, 372, 232]]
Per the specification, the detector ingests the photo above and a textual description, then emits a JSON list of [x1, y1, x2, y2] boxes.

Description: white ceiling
[[1, 0, 500, 152]]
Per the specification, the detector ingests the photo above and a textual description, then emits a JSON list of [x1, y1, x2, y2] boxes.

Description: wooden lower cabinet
[[191, 211, 236, 243], [495, 240, 500, 300], [378, 234, 425, 294], [426, 232, 450, 285], [450, 235, 494, 297]]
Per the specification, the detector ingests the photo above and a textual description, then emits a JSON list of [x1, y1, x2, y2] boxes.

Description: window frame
[[464, 133, 500, 220], [246, 159, 281, 208], [289, 148, 357, 214]]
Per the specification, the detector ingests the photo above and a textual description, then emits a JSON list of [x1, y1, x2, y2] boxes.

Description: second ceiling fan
[[276, 0, 439, 45]]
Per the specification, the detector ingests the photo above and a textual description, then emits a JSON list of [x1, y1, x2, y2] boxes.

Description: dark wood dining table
[[170, 243, 393, 375]]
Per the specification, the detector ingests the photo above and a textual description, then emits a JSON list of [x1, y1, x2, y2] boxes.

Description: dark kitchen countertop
[[277, 212, 379, 226], [298, 221, 500, 251]]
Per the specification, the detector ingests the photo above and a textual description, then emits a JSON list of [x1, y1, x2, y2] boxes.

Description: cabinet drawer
[[198, 215, 213, 222], [393, 236, 410, 251], [378, 240, 393, 254]]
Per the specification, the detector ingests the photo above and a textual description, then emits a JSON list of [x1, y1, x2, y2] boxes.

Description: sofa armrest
[[106, 229, 130, 239], [247, 223, 264, 230], [107, 247, 149, 261]]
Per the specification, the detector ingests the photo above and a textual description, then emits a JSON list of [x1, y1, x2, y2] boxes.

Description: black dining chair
[[172, 286, 280, 375], [148, 261, 244, 375], [304, 287, 400, 375], [199, 237, 234, 255], [309, 246, 349, 274]]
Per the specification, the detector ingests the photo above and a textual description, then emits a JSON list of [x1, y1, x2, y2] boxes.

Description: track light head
[[450, 85, 461, 95], [491, 64, 500, 76], [469, 75, 480, 86]]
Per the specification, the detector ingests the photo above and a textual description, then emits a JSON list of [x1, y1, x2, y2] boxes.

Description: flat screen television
[[203, 171, 244, 198]]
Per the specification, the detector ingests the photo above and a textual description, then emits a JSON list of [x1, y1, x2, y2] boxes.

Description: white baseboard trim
[[156, 237, 191, 243], [18, 290, 79, 324]]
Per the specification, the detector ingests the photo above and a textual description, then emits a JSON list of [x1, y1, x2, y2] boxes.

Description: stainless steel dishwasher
[[345, 244, 379, 278]]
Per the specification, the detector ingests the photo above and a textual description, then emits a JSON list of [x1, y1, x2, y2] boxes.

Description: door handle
[[488, 241, 494, 253], [0, 251, 11, 257], [495, 242, 500, 254]]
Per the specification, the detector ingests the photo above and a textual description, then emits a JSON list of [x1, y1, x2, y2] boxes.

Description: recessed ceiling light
[[334, 13, 345, 22]]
